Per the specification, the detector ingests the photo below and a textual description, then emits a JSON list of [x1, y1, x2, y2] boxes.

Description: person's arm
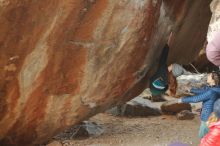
[[180, 90, 217, 103], [190, 86, 209, 94]]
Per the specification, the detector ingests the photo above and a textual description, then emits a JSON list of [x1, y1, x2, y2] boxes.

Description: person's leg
[[199, 121, 209, 139], [159, 44, 169, 66], [150, 44, 169, 95]]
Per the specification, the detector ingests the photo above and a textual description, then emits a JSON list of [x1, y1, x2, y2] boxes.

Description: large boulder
[[0, 0, 211, 145]]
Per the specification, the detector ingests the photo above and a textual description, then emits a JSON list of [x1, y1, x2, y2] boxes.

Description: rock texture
[[161, 101, 192, 115], [0, 0, 211, 145], [176, 110, 195, 120], [176, 74, 207, 98], [107, 96, 161, 117], [47, 141, 62, 146], [185, 49, 218, 73], [207, 0, 220, 42], [54, 121, 104, 140], [149, 95, 166, 102]]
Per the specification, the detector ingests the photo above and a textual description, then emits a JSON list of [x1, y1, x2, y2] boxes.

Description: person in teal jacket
[[149, 32, 190, 96], [150, 32, 175, 96]]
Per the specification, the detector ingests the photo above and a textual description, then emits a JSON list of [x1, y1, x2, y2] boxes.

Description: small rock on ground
[[161, 101, 191, 115], [54, 121, 104, 141], [176, 110, 195, 120]]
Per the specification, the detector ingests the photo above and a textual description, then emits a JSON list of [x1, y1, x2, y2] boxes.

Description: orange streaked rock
[[0, 0, 211, 145]]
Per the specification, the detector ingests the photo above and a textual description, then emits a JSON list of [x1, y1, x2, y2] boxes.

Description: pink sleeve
[[206, 31, 220, 66]]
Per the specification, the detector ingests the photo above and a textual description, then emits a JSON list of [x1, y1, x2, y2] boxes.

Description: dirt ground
[[51, 113, 201, 146]]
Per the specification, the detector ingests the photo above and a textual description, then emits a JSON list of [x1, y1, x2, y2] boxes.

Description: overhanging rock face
[[0, 0, 211, 145]]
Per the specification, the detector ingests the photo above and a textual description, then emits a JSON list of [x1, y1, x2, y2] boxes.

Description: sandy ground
[[52, 113, 201, 146]]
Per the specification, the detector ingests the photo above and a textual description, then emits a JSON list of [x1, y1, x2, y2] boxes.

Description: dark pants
[[150, 44, 169, 91]]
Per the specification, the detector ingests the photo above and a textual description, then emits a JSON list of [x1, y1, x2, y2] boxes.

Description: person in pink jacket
[[200, 98, 220, 146], [200, 120, 220, 146], [206, 31, 220, 67]]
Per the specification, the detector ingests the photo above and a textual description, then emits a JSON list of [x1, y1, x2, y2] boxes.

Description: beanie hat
[[172, 64, 184, 77]]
